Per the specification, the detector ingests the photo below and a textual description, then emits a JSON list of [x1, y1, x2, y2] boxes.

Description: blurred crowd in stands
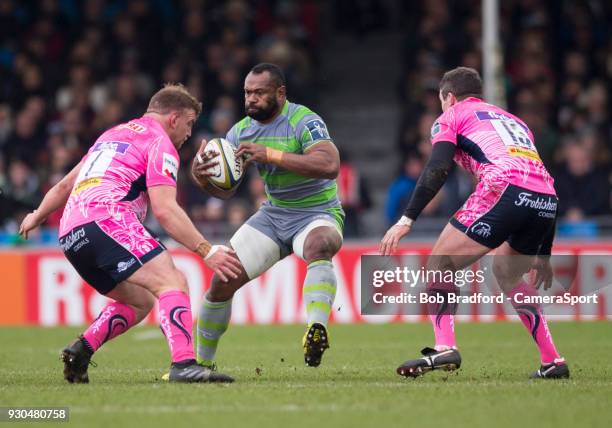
[[389, 0, 612, 235], [0, 0, 322, 243], [1, 0, 611, 245]]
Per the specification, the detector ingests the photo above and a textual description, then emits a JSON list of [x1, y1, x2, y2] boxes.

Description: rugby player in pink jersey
[[380, 67, 568, 379], [19, 84, 240, 383]]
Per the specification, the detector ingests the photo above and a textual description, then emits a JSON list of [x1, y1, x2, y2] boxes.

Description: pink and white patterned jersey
[[431, 97, 556, 195], [59, 116, 179, 236]]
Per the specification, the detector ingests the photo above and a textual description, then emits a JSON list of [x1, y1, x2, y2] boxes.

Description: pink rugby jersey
[[59, 116, 179, 236], [431, 97, 556, 195]]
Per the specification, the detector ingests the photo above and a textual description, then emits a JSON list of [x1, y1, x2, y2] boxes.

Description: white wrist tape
[[204, 244, 230, 260], [397, 215, 414, 227]]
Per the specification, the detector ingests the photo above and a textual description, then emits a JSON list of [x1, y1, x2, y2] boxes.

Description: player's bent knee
[[207, 274, 243, 302], [295, 222, 343, 262], [303, 234, 340, 262]]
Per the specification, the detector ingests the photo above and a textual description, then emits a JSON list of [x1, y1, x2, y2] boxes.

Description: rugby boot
[[397, 347, 461, 378], [168, 359, 234, 383], [303, 323, 330, 367], [530, 359, 569, 379], [61, 335, 95, 384]]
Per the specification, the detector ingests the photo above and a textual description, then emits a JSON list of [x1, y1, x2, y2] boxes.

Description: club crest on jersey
[[431, 121, 441, 137], [117, 258, 137, 273], [471, 221, 492, 238], [162, 152, 179, 181], [305, 119, 330, 140]]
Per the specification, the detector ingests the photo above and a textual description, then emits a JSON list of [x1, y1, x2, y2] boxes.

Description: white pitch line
[[132, 330, 163, 341], [70, 403, 348, 414]]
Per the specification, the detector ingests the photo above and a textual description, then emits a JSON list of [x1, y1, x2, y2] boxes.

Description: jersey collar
[[281, 100, 290, 116], [139, 115, 165, 133], [251, 100, 290, 126]]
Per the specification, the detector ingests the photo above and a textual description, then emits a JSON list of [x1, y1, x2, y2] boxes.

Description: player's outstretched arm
[[148, 184, 242, 281], [191, 139, 238, 200], [236, 141, 339, 179], [379, 141, 456, 255], [19, 160, 83, 239], [380, 217, 413, 256]]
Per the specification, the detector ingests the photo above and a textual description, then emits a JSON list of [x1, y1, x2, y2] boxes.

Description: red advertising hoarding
[[1, 243, 611, 325]]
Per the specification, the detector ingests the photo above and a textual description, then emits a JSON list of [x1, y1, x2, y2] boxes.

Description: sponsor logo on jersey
[[474, 110, 529, 131], [117, 258, 137, 273], [60, 227, 86, 251], [120, 122, 146, 133], [92, 141, 131, 154], [305, 119, 330, 141], [515, 192, 557, 211], [73, 177, 101, 194], [162, 152, 179, 181], [507, 146, 541, 161], [471, 221, 492, 238], [73, 238, 90, 252], [538, 211, 556, 218]]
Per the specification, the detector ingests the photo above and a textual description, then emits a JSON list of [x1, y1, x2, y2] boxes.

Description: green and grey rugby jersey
[[226, 100, 342, 217]]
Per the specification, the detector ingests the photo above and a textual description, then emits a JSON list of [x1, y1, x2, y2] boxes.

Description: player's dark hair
[[439, 67, 483, 100], [250, 63, 286, 88], [147, 83, 202, 117]]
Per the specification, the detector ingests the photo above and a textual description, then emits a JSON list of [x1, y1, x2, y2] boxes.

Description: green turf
[[1, 322, 611, 428]]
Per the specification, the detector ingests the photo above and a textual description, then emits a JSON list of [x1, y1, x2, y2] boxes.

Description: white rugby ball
[[201, 138, 243, 190]]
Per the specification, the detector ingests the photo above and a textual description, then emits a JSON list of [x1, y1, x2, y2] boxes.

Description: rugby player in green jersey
[[192, 63, 344, 370]]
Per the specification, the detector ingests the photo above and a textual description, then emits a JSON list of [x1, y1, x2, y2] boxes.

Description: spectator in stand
[[4, 109, 45, 165], [386, 153, 422, 225], [0, 1, 325, 244], [395, 0, 612, 233], [555, 139, 610, 220], [0, 105, 13, 150], [2, 159, 40, 234], [336, 151, 371, 237]]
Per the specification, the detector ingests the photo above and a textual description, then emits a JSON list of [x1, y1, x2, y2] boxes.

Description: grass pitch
[[1, 322, 611, 428]]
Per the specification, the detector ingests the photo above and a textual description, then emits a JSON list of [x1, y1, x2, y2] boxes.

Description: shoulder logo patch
[[162, 152, 179, 181], [305, 119, 330, 141]]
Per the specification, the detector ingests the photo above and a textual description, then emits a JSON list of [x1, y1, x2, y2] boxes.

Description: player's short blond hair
[[147, 83, 202, 117]]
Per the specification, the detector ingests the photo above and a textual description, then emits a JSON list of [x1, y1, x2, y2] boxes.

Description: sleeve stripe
[[303, 139, 333, 152]]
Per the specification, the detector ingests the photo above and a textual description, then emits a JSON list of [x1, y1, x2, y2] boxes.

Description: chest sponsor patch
[[507, 147, 541, 161], [305, 119, 330, 141], [73, 177, 101, 194], [162, 152, 179, 181], [92, 141, 131, 154]]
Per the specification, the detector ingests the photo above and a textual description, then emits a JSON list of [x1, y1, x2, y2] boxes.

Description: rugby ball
[[200, 138, 243, 190]]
